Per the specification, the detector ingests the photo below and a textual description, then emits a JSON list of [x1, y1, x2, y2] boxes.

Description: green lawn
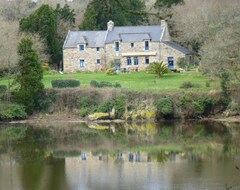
[[0, 71, 220, 92]]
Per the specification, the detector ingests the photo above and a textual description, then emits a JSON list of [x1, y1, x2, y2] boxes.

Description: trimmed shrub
[[180, 81, 201, 89], [0, 85, 7, 94], [99, 81, 113, 88], [51, 79, 80, 88], [156, 98, 174, 119], [0, 103, 27, 121], [90, 80, 99, 88], [113, 82, 121, 88]]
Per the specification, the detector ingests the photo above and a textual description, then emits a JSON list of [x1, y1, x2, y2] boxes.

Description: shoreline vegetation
[[0, 71, 239, 123]]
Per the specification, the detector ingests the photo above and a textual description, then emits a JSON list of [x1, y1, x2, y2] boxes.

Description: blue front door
[[168, 57, 174, 69]]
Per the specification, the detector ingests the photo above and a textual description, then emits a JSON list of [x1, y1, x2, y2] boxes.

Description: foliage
[[51, 79, 80, 88], [79, 0, 147, 30], [80, 108, 89, 117], [177, 57, 186, 69], [180, 81, 201, 89], [0, 85, 7, 94], [113, 94, 126, 117], [19, 4, 75, 69], [147, 61, 169, 77], [192, 97, 216, 116], [0, 127, 28, 142], [106, 68, 116, 75], [156, 98, 174, 118], [14, 37, 44, 114], [0, 103, 27, 121], [90, 80, 121, 88]]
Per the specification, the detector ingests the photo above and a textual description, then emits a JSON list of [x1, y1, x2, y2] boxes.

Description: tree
[[15, 37, 44, 114], [147, 61, 170, 77], [79, 0, 147, 30], [19, 4, 75, 69]]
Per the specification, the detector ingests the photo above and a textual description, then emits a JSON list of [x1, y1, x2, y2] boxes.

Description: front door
[[168, 57, 174, 69]]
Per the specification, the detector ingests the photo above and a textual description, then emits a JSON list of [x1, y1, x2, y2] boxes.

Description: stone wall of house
[[105, 41, 161, 71], [160, 43, 186, 69], [63, 47, 105, 72]]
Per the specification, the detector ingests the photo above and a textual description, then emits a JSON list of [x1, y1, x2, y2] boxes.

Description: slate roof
[[105, 25, 163, 43], [162, 41, 193, 55], [63, 31, 107, 48]]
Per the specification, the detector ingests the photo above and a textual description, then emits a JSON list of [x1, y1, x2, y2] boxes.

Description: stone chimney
[[107, 20, 114, 31], [161, 20, 171, 41]]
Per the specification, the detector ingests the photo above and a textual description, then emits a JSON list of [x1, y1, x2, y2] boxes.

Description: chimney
[[161, 20, 166, 28], [107, 20, 114, 31]]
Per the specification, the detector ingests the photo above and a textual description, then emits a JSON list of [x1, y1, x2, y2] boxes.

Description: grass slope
[[0, 71, 219, 92]]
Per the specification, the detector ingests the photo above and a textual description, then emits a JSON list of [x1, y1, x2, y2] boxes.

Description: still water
[[0, 121, 240, 190]]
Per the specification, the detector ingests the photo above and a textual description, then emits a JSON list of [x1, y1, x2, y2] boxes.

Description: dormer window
[[144, 41, 149, 51], [96, 47, 100, 52], [79, 44, 85, 51], [115, 42, 120, 52]]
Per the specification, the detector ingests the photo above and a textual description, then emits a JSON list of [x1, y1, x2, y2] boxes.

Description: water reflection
[[0, 121, 240, 190]]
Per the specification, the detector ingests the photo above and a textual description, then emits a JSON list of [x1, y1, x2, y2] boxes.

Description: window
[[145, 56, 149, 64], [115, 42, 120, 52], [79, 44, 85, 51], [127, 57, 131, 66], [80, 59, 85, 68], [168, 57, 174, 69], [144, 41, 149, 50], [96, 59, 101, 64], [134, 56, 139, 66], [96, 47, 100, 52], [131, 43, 134, 48]]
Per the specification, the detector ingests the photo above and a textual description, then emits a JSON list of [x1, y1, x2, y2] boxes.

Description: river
[[0, 120, 239, 190]]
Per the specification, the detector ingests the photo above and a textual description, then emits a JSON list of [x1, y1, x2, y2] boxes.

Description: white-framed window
[[145, 56, 149, 64], [79, 44, 85, 51], [96, 59, 101, 64], [115, 41, 120, 52], [134, 56, 139, 66], [96, 47, 100, 52], [131, 42, 135, 48], [80, 59, 85, 68], [144, 41, 149, 51]]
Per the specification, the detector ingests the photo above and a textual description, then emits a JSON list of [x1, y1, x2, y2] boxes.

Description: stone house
[[63, 20, 193, 72]]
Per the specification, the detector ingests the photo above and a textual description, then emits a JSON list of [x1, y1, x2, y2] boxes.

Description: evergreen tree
[[19, 4, 75, 69], [15, 37, 44, 114], [79, 0, 147, 30]]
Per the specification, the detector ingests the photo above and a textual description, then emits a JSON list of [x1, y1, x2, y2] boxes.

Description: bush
[[0, 103, 27, 121], [106, 67, 116, 75], [51, 79, 80, 88], [146, 61, 169, 77], [113, 82, 121, 88], [97, 101, 113, 113], [193, 97, 216, 116], [180, 81, 201, 89], [0, 85, 7, 94], [90, 80, 99, 88], [80, 108, 89, 117], [99, 81, 113, 88], [90, 80, 121, 88], [156, 98, 174, 119], [113, 95, 126, 117]]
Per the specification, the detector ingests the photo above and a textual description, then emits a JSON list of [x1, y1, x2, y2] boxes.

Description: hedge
[[90, 80, 121, 88], [51, 79, 80, 88], [0, 103, 27, 121]]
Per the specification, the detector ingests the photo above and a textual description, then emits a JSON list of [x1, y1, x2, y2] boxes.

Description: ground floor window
[[80, 59, 85, 68], [134, 56, 139, 66], [168, 57, 174, 69], [127, 57, 131, 66], [145, 56, 149, 64]]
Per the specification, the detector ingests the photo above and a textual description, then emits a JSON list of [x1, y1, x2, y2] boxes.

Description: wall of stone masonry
[[160, 43, 186, 69], [63, 46, 105, 72], [105, 41, 161, 71]]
